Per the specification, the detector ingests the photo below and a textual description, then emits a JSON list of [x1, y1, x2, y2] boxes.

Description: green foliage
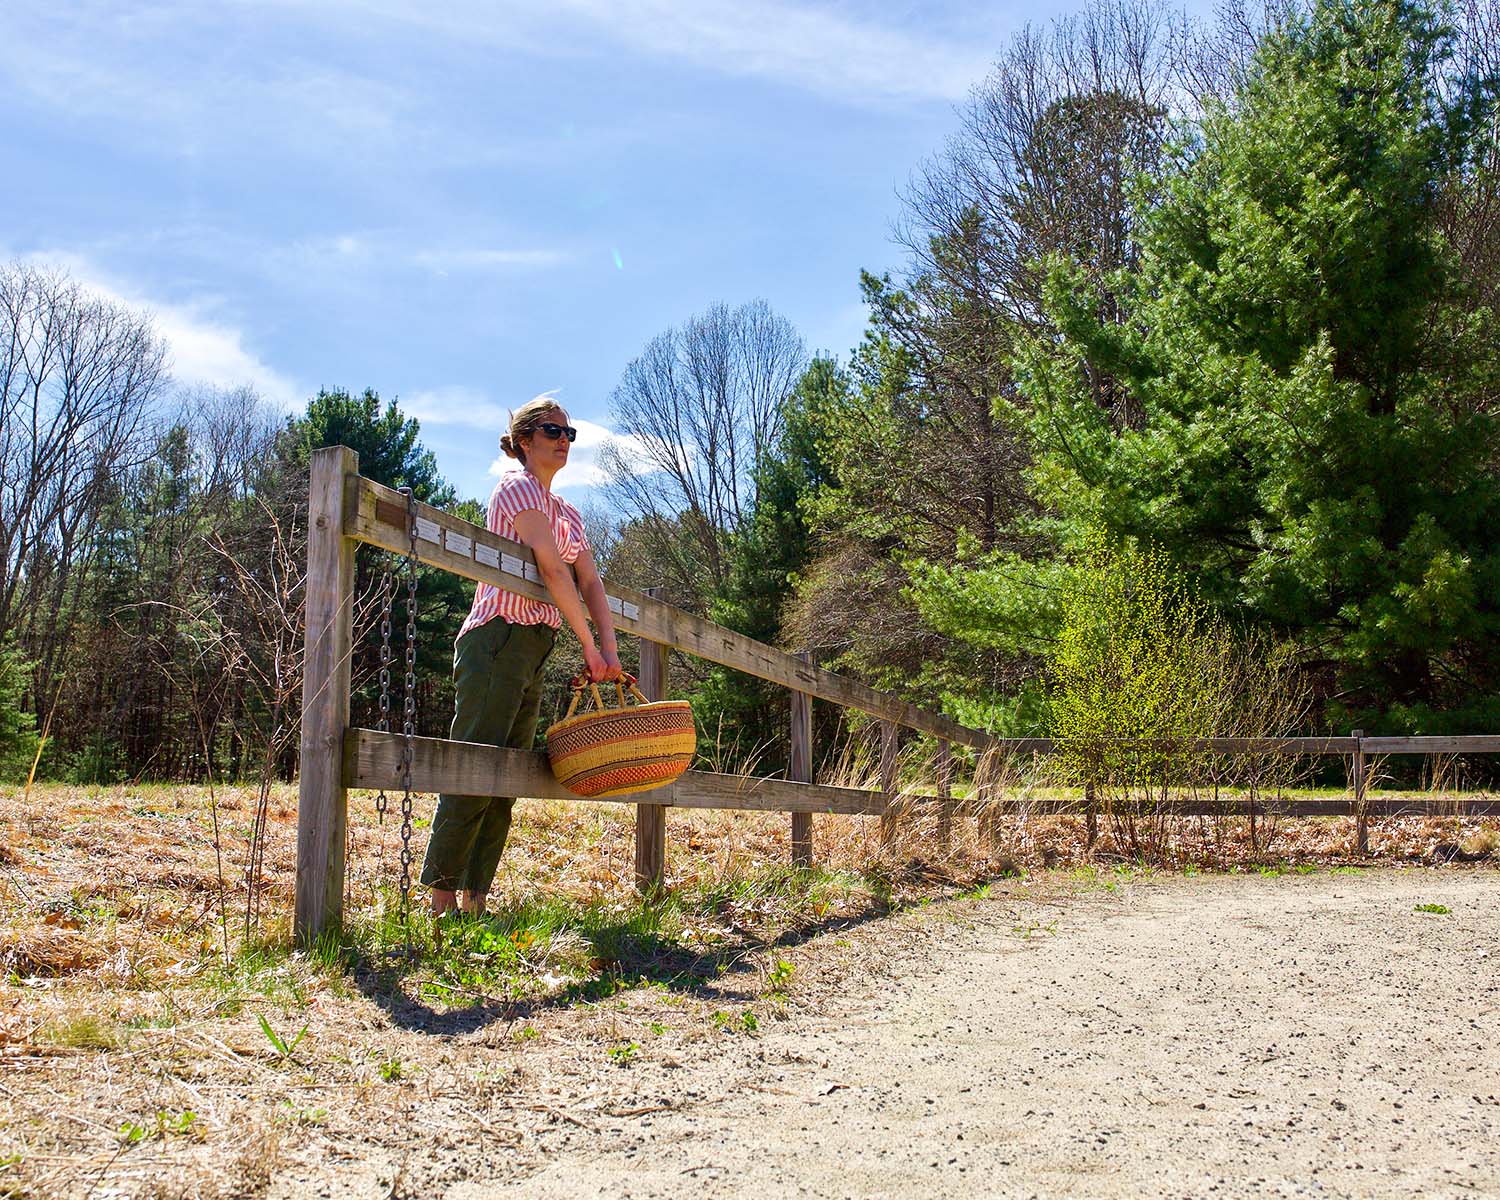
[[1015, 0, 1500, 727], [278, 387, 474, 740], [117, 1111, 200, 1146], [255, 1013, 309, 1064], [1045, 534, 1312, 850], [695, 359, 843, 771], [606, 1040, 638, 1066], [766, 958, 794, 995], [713, 358, 841, 640], [1047, 536, 1226, 785], [282, 388, 454, 506]]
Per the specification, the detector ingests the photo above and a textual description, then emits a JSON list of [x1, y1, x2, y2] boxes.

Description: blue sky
[[3, 0, 1170, 504]]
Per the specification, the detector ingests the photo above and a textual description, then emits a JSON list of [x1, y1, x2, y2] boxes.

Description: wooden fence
[[294, 447, 1499, 941]]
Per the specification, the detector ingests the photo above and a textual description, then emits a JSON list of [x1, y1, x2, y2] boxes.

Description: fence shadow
[[346, 867, 1019, 1037]]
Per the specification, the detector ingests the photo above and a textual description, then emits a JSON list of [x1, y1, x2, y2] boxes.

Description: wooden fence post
[[790, 652, 814, 868], [936, 739, 953, 854], [295, 445, 357, 945], [635, 588, 668, 893], [1351, 728, 1368, 855], [877, 720, 900, 846], [1084, 779, 1099, 850]]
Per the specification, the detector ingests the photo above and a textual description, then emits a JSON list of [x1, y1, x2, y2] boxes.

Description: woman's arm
[[511, 509, 619, 681], [572, 547, 620, 670]]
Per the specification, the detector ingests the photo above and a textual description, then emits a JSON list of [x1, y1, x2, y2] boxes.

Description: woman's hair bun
[[501, 395, 563, 467]]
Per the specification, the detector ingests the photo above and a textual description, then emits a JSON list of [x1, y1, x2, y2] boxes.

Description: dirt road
[[483, 870, 1497, 1200]]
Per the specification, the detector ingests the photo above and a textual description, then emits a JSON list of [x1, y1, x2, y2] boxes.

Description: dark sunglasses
[[530, 421, 578, 443]]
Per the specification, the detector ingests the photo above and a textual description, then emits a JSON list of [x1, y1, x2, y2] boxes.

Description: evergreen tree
[[695, 359, 842, 770], [926, 0, 1500, 731], [275, 388, 469, 739]]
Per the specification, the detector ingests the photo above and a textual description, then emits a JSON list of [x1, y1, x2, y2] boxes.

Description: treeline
[[3, 0, 1498, 786], [0, 273, 472, 784], [602, 0, 1500, 761]]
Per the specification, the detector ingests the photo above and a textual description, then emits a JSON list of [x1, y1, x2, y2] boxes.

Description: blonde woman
[[421, 397, 622, 918]]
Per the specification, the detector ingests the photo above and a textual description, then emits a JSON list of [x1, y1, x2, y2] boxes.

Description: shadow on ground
[[349, 863, 1017, 1037]]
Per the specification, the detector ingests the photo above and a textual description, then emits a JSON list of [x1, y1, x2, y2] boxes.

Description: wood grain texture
[[1359, 736, 1500, 755], [295, 446, 358, 944], [345, 729, 891, 816], [349, 474, 991, 746], [983, 737, 1361, 756], [1352, 728, 1368, 855], [789, 651, 813, 867], [877, 721, 900, 846], [635, 594, 668, 893], [343, 730, 1500, 817]]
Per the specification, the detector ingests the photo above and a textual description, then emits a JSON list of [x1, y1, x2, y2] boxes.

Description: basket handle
[[563, 670, 649, 719]]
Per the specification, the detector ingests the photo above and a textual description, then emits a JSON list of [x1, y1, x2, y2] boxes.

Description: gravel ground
[[484, 869, 1498, 1200]]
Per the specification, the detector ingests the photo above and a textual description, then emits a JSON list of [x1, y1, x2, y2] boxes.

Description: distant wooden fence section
[[295, 447, 1500, 942]]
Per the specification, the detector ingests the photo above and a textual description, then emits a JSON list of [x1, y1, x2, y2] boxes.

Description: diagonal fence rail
[[297, 446, 998, 939], [295, 447, 1499, 941]]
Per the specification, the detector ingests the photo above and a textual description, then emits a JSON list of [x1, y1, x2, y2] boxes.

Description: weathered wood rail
[[297, 447, 998, 939], [295, 447, 1500, 941]]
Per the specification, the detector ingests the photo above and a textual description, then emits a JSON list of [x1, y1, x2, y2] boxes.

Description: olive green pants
[[420, 618, 556, 894]]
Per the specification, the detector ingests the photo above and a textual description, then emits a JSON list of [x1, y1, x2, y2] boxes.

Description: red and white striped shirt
[[458, 468, 591, 638]]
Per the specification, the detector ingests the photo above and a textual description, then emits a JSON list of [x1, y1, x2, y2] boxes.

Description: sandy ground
[[9, 866, 1494, 1198], [390, 869, 1500, 1200]]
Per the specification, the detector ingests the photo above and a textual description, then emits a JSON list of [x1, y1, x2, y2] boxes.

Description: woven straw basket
[[545, 674, 696, 798]]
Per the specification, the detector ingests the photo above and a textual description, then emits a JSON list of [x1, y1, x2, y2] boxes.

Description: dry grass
[[0, 774, 1495, 1197]]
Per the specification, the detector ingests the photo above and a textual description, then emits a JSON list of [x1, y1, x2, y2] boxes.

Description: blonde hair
[[500, 396, 568, 465]]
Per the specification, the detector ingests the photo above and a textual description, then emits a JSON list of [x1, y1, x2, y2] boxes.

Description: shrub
[[1047, 535, 1310, 857]]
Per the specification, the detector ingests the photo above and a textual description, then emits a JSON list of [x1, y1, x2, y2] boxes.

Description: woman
[[420, 397, 623, 918]]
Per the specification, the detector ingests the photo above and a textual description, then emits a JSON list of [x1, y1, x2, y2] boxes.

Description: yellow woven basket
[[545, 673, 696, 798]]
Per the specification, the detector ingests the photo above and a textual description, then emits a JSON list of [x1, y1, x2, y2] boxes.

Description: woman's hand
[[582, 645, 623, 683]]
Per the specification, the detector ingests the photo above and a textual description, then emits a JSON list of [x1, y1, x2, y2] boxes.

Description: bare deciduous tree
[[900, 0, 1180, 337], [599, 299, 806, 607], [0, 261, 167, 652]]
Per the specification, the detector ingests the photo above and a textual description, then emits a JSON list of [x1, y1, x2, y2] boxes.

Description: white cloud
[[262, 235, 571, 285], [21, 251, 303, 410], [253, 0, 992, 106], [154, 309, 302, 410], [406, 386, 512, 431], [544, 0, 995, 103], [484, 417, 654, 491]]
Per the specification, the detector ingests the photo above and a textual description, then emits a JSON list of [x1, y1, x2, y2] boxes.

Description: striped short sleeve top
[[457, 468, 590, 637]]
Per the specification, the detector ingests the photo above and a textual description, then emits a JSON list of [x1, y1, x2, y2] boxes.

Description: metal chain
[[375, 561, 394, 826], [398, 487, 419, 948]]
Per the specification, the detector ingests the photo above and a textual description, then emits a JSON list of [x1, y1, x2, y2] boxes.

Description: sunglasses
[[530, 421, 578, 443]]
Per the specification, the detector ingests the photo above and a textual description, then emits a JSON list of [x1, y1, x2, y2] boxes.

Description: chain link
[[375, 562, 393, 826], [398, 487, 419, 950]]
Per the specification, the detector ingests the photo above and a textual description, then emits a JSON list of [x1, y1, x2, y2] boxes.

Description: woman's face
[[521, 407, 571, 472]]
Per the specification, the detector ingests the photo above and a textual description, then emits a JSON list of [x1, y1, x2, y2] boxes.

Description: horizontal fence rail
[[981, 735, 1500, 757], [346, 729, 889, 816], [980, 737, 1360, 756], [345, 729, 1500, 818], [294, 447, 1500, 944], [348, 475, 993, 749]]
